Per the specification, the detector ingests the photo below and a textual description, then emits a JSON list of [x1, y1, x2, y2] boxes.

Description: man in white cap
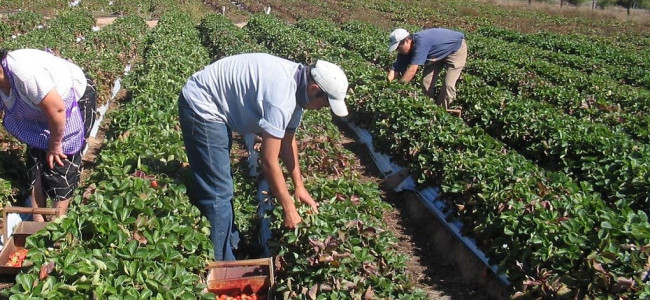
[[178, 53, 348, 261], [387, 27, 467, 112]]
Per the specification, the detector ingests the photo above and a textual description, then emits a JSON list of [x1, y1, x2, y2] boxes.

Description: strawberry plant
[[478, 26, 650, 89], [0, 11, 44, 40], [456, 74, 650, 212], [198, 13, 266, 61], [243, 15, 650, 298], [4, 10, 218, 299], [464, 50, 650, 144]]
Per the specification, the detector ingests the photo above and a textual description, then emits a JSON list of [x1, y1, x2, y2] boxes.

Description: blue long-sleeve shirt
[[392, 28, 464, 73]]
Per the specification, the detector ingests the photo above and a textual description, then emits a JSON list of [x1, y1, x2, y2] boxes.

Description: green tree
[[614, 0, 645, 13], [597, 0, 616, 8], [566, 0, 589, 5]]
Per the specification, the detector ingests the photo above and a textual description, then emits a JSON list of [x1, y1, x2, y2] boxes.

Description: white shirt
[[182, 53, 303, 138], [1, 49, 86, 110]]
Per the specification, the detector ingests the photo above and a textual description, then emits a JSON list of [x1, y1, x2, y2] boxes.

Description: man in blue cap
[[178, 53, 349, 261], [387, 27, 467, 113]]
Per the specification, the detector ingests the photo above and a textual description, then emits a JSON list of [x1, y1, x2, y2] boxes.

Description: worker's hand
[[387, 70, 396, 83], [46, 142, 67, 169], [283, 207, 302, 228], [295, 187, 319, 214]]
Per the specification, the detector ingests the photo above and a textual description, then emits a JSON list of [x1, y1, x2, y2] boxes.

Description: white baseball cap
[[311, 60, 349, 117], [388, 28, 410, 52]]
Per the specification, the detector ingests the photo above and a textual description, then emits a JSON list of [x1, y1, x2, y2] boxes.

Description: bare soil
[[95, 17, 158, 28]]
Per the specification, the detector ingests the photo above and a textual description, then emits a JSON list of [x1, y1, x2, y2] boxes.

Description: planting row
[[352, 0, 650, 41], [0, 0, 204, 19], [457, 74, 650, 211], [477, 26, 650, 89], [242, 14, 650, 298], [465, 50, 650, 144], [230, 0, 649, 41], [0, 8, 148, 108], [469, 33, 650, 115], [0, 11, 44, 41], [472, 29, 648, 92]]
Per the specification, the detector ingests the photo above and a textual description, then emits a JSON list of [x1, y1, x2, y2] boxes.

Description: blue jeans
[[178, 94, 239, 261]]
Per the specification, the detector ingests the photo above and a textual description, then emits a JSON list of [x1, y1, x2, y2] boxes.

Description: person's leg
[[26, 148, 46, 221], [53, 199, 71, 218], [29, 172, 46, 222], [178, 94, 237, 261], [27, 147, 82, 220], [421, 62, 444, 99], [437, 67, 462, 109], [437, 39, 468, 109], [43, 151, 82, 218], [77, 74, 97, 139]]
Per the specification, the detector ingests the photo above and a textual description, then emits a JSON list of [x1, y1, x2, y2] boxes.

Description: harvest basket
[[0, 235, 32, 275], [206, 257, 274, 299], [0, 207, 57, 275]]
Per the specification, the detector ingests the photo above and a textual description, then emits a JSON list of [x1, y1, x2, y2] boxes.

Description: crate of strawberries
[[206, 258, 274, 300], [0, 207, 57, 275], [0, 235, 31, 274]]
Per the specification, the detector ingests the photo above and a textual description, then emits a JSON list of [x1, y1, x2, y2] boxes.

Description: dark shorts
[[26, 74, 97, 201]]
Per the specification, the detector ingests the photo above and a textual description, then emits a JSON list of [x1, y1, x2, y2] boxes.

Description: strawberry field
[[0, 0, 648, 299]]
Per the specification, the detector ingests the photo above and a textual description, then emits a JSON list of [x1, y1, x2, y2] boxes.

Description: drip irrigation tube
[[83, 65, 130, 156], [345, 120, 511, 288]]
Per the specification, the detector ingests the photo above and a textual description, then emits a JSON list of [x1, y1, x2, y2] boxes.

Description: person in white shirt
[[0, 49, 96, 221], [179, 53, 349, 261]]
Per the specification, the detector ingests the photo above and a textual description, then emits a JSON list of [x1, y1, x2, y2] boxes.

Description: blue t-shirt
[[392, 28, 464, 73], [181, 53, 303, 138]]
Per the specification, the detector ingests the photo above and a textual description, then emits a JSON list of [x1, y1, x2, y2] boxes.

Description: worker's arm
[[280, 132, 319, 213], [399, 64, 419, 83], [390, 55, 410, 83], [387, 69, 397, 83], [39, 89, 67, 169], [261, 131, 301, 228]]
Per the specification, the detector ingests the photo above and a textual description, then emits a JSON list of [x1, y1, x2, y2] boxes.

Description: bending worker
[[178, 53, 349, 261], [0, 48, 96, 221], [387, 27, 467, 111]]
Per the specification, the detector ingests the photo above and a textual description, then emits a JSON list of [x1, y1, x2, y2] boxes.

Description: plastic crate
[[0, 207, 57, 275], [0, 235, 31, 275], [206, 258, 274, 299]]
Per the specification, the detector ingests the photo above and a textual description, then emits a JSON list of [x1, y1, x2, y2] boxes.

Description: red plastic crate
[[206, 258, 274, 299]]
